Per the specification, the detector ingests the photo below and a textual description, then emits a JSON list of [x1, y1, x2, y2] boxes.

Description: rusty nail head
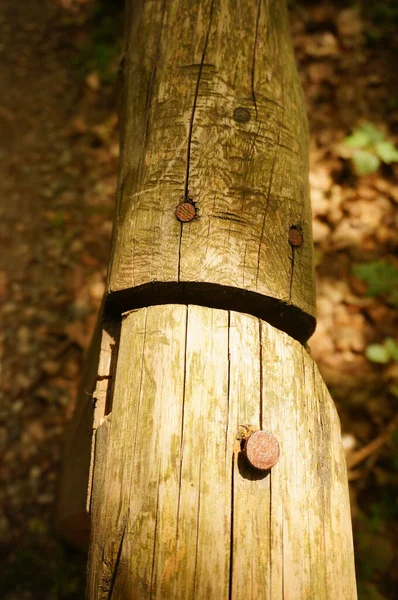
[[289, 226, 303, 247], [244, 430, 280, 471], [233, 107, 251, 123], [175, 202, 196, 223]]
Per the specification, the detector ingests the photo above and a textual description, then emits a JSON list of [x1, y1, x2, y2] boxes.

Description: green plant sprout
[[365, 338, 398, 364], [352, 260, 398, 306], [344, 122, 398, 175]]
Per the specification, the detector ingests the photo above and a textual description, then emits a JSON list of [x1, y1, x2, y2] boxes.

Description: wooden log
[[56, 0, 357, 595], [87, 304, 356, 599], [106, 0, 315, 343]]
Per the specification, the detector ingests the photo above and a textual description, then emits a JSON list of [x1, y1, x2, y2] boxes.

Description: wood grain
[[87, 305, 357, 599], [106, 0, 315, 342], [56, 314, 119, 548]]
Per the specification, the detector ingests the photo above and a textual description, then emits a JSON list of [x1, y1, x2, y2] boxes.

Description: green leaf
[[365, 344, 390, 364], [359, 122, 385, 143], [353, 260, 398, 298], [384, 338, 398, 361], [352, 150, 380, 175], [344, 122, 385, 149], [344, 129, 372, 149], [374, 140, 398, 164]]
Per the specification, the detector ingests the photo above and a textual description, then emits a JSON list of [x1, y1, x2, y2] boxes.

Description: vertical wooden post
[[58, 0, 357, 597]]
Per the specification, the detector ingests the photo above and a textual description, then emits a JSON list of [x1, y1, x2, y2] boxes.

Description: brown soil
[[0, 1, 397, 598]]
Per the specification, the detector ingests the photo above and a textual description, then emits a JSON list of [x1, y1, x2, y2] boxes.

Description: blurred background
[[0, 0, 397, 598]]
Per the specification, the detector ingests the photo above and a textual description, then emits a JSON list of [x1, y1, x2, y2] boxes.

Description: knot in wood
[[244, 430, 280, 471], [233, 107, 251, 123], [288, 226, 303, 247], [175, 201, 196, 223]]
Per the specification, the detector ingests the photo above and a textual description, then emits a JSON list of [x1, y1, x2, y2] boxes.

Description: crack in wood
[[177, 221, 183, 283], [129, 308, 148, 506], [213, 212, 248, 224], [255, 147, 277, 288], [228, 454, 235, 600], [251, 0, 261, 120], [175, 306, 189, 552], [180, 62, 216, 70], [240, 123, 261, 211], [149, 468, 161, 599], [226, 310, 231, 449], [192, 456, 202, 597], [269, 472, 273, 593], [288, 246, 295, 303], [183, 0, 215, 201], [107, 512, 128, 599], [177, 0, 215, 281]]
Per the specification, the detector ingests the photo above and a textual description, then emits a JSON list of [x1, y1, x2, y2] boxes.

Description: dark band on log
[[104, 282, 315, 343]]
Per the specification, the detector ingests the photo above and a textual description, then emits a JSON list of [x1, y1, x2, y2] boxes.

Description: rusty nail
[[288, 226, 303, 247], [175, 201, 196, 223], [233, 107, 251, 123], [244, 430, 280, 471]]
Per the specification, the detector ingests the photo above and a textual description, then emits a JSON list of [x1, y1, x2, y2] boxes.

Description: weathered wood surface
[[107, 0, 315, 342], [57, 315, 119, 548], [87, 305, 356, 599], [56, 316, 102, 548]]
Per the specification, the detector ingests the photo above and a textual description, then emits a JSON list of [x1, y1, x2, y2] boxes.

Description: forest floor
[[0, 0, 397, 598]]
